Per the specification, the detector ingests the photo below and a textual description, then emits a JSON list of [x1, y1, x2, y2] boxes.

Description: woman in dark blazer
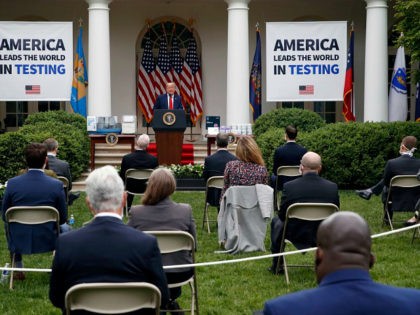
[[128, 168, 196, 310]]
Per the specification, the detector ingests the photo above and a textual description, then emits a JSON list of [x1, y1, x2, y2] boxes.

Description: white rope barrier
[[1, 223, 419, 273]]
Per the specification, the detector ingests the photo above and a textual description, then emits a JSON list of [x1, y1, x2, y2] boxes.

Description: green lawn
[[1, 190, 419, 314]]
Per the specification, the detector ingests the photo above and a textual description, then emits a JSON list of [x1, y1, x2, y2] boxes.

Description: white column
[[86, 0, 112, 116], [364, 0, 388, 122], [225, 0, 250, 126]]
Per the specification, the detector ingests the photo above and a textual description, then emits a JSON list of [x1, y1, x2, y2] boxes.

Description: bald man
[[264, 212, 420, 315], [269, 151, 340, 274]]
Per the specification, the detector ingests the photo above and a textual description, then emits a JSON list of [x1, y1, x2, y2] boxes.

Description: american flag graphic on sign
[[299, 85, 314, 95], [25, 85, 41, 94]]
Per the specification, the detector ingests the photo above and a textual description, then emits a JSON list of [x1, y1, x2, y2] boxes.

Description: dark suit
[[271, 142, 307, 190], [203, 150, 238, 206], [47, 154, 72, 190], [264, 269, 420, 315], [2, 170, 67, 255], [119, 150, 159, 208], [153, 93, 183, 110], [278, 173, 340, 248], [49, 216, 169, 314], [128, 198, 196, 300], [383, 155, 420, 212]]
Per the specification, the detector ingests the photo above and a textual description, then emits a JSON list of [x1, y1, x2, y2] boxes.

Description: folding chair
[[384, 175, 420, 230], [124, 168, 154, 216], [57, 176, 70, 206], [145, 231, 199, 315], [274, 166, 300, 211], [65, 282, 161, 315], [202, 176, 224, 233], [5, 206, 60, 290], [276, 203, 339, 284]]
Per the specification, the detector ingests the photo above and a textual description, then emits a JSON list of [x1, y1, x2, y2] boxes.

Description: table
[[204, 134, 251, 156], [89, 134, 136, 170]]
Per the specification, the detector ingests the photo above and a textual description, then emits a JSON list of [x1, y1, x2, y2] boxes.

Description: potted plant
[[168, 164, 206, 191]]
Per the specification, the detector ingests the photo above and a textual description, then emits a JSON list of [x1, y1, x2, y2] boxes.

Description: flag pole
[[350, 21, 355, 119]]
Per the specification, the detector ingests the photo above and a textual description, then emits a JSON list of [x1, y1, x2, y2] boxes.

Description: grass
[[1, 190, 419, 314]]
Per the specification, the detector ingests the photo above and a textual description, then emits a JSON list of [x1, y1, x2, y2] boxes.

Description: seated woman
[[128, 168, 196, 312], [221, 136, 269, 198]]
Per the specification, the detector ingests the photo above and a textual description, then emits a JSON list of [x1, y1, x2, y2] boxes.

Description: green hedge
[[253, 108, 326, 138], [258, 121, 420, 188], [0, 111, 89, 183]]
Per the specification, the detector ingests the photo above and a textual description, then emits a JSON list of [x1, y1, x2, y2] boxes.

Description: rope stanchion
[[1, 223, 419, 273]]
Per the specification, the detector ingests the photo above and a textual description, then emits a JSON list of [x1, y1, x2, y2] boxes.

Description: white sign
[[0, 21, 73, 101], [266, 21, 347, 102]]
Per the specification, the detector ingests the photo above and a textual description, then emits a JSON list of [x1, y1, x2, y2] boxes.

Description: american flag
[[154, 36, 173, 96], [181, 36, 203, 123], [299, 85, 314, 95], [25, 85, 40, 94], [170, 36, 183, 96], [137, 35, 156, 123]]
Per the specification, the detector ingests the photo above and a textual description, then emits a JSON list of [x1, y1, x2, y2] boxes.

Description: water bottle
[[1, 263, 10, 284], [69, 214, 75, 226]]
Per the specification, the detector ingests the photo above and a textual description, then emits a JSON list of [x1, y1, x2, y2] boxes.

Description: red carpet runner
[[147, 143, 194, 165]]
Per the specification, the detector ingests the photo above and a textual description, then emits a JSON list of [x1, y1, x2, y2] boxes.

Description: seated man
[[356, 136, 420, 225], [263, 212, 420, 315], [43, 138, 80, 205], [119, 134, 159, 209], [2, 143, 69, 280], [271, 125, 307, 190], [269, 151, 339, 274], [49, 165, 169, 314], [203, 133, 237, 207]]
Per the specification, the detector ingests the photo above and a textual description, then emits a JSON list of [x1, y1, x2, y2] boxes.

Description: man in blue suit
[[2, 142, 68, 280], [271, 125, 307, 190], [153, 82, 184, 110], [203, 133, 237, 207], [49, 165, 169, 314], [264, 211, 420, 315]]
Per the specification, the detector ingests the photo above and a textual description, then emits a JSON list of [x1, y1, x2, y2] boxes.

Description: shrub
[[0, 111, 89, 182], [168, 164, 204, 178], [253, 108, 326, 138], [298, 121, 420, 188], [0, 131, 28, 183]]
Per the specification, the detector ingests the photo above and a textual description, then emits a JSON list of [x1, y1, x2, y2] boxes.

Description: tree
[[394, 0, 420, 82]]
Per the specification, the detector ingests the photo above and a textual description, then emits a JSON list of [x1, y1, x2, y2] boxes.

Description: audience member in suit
[[128, 168, 196, 314], [153, 82, 184, 110], [356, 136, 420, 225], [2, 143, 68, 281], [49, 165, 169, 314], [43, 138, 80, 206], [271, 125, 307, 190], [221, 136, 269, 199], [269, 151, 339, 274], [119, 134, 159, 209], [263, 212, 420, 315], [203, 133, 238, 207]]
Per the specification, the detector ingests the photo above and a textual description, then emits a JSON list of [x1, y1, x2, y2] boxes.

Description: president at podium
[[153, 82, 184, 110]]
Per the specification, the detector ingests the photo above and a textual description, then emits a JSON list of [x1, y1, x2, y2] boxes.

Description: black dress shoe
[[404, 220, 418, 227], [355, 189, 372, 200], [166, 300, 185, 315], [267, 266, 284, 275], [68, 192, 81, 206]]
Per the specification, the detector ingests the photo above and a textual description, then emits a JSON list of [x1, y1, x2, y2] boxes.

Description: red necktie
[[169, 95, 173, 110]]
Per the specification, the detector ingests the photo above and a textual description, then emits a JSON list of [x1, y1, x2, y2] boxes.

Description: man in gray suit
[[43, 138, 80, 205]]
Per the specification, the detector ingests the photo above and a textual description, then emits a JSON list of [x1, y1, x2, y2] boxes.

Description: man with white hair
[[49, 166, 169, 313], [119, 134, 159, 208]]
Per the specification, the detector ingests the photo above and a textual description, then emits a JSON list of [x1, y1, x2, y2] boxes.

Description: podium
[[152, 109, 186, 165]]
